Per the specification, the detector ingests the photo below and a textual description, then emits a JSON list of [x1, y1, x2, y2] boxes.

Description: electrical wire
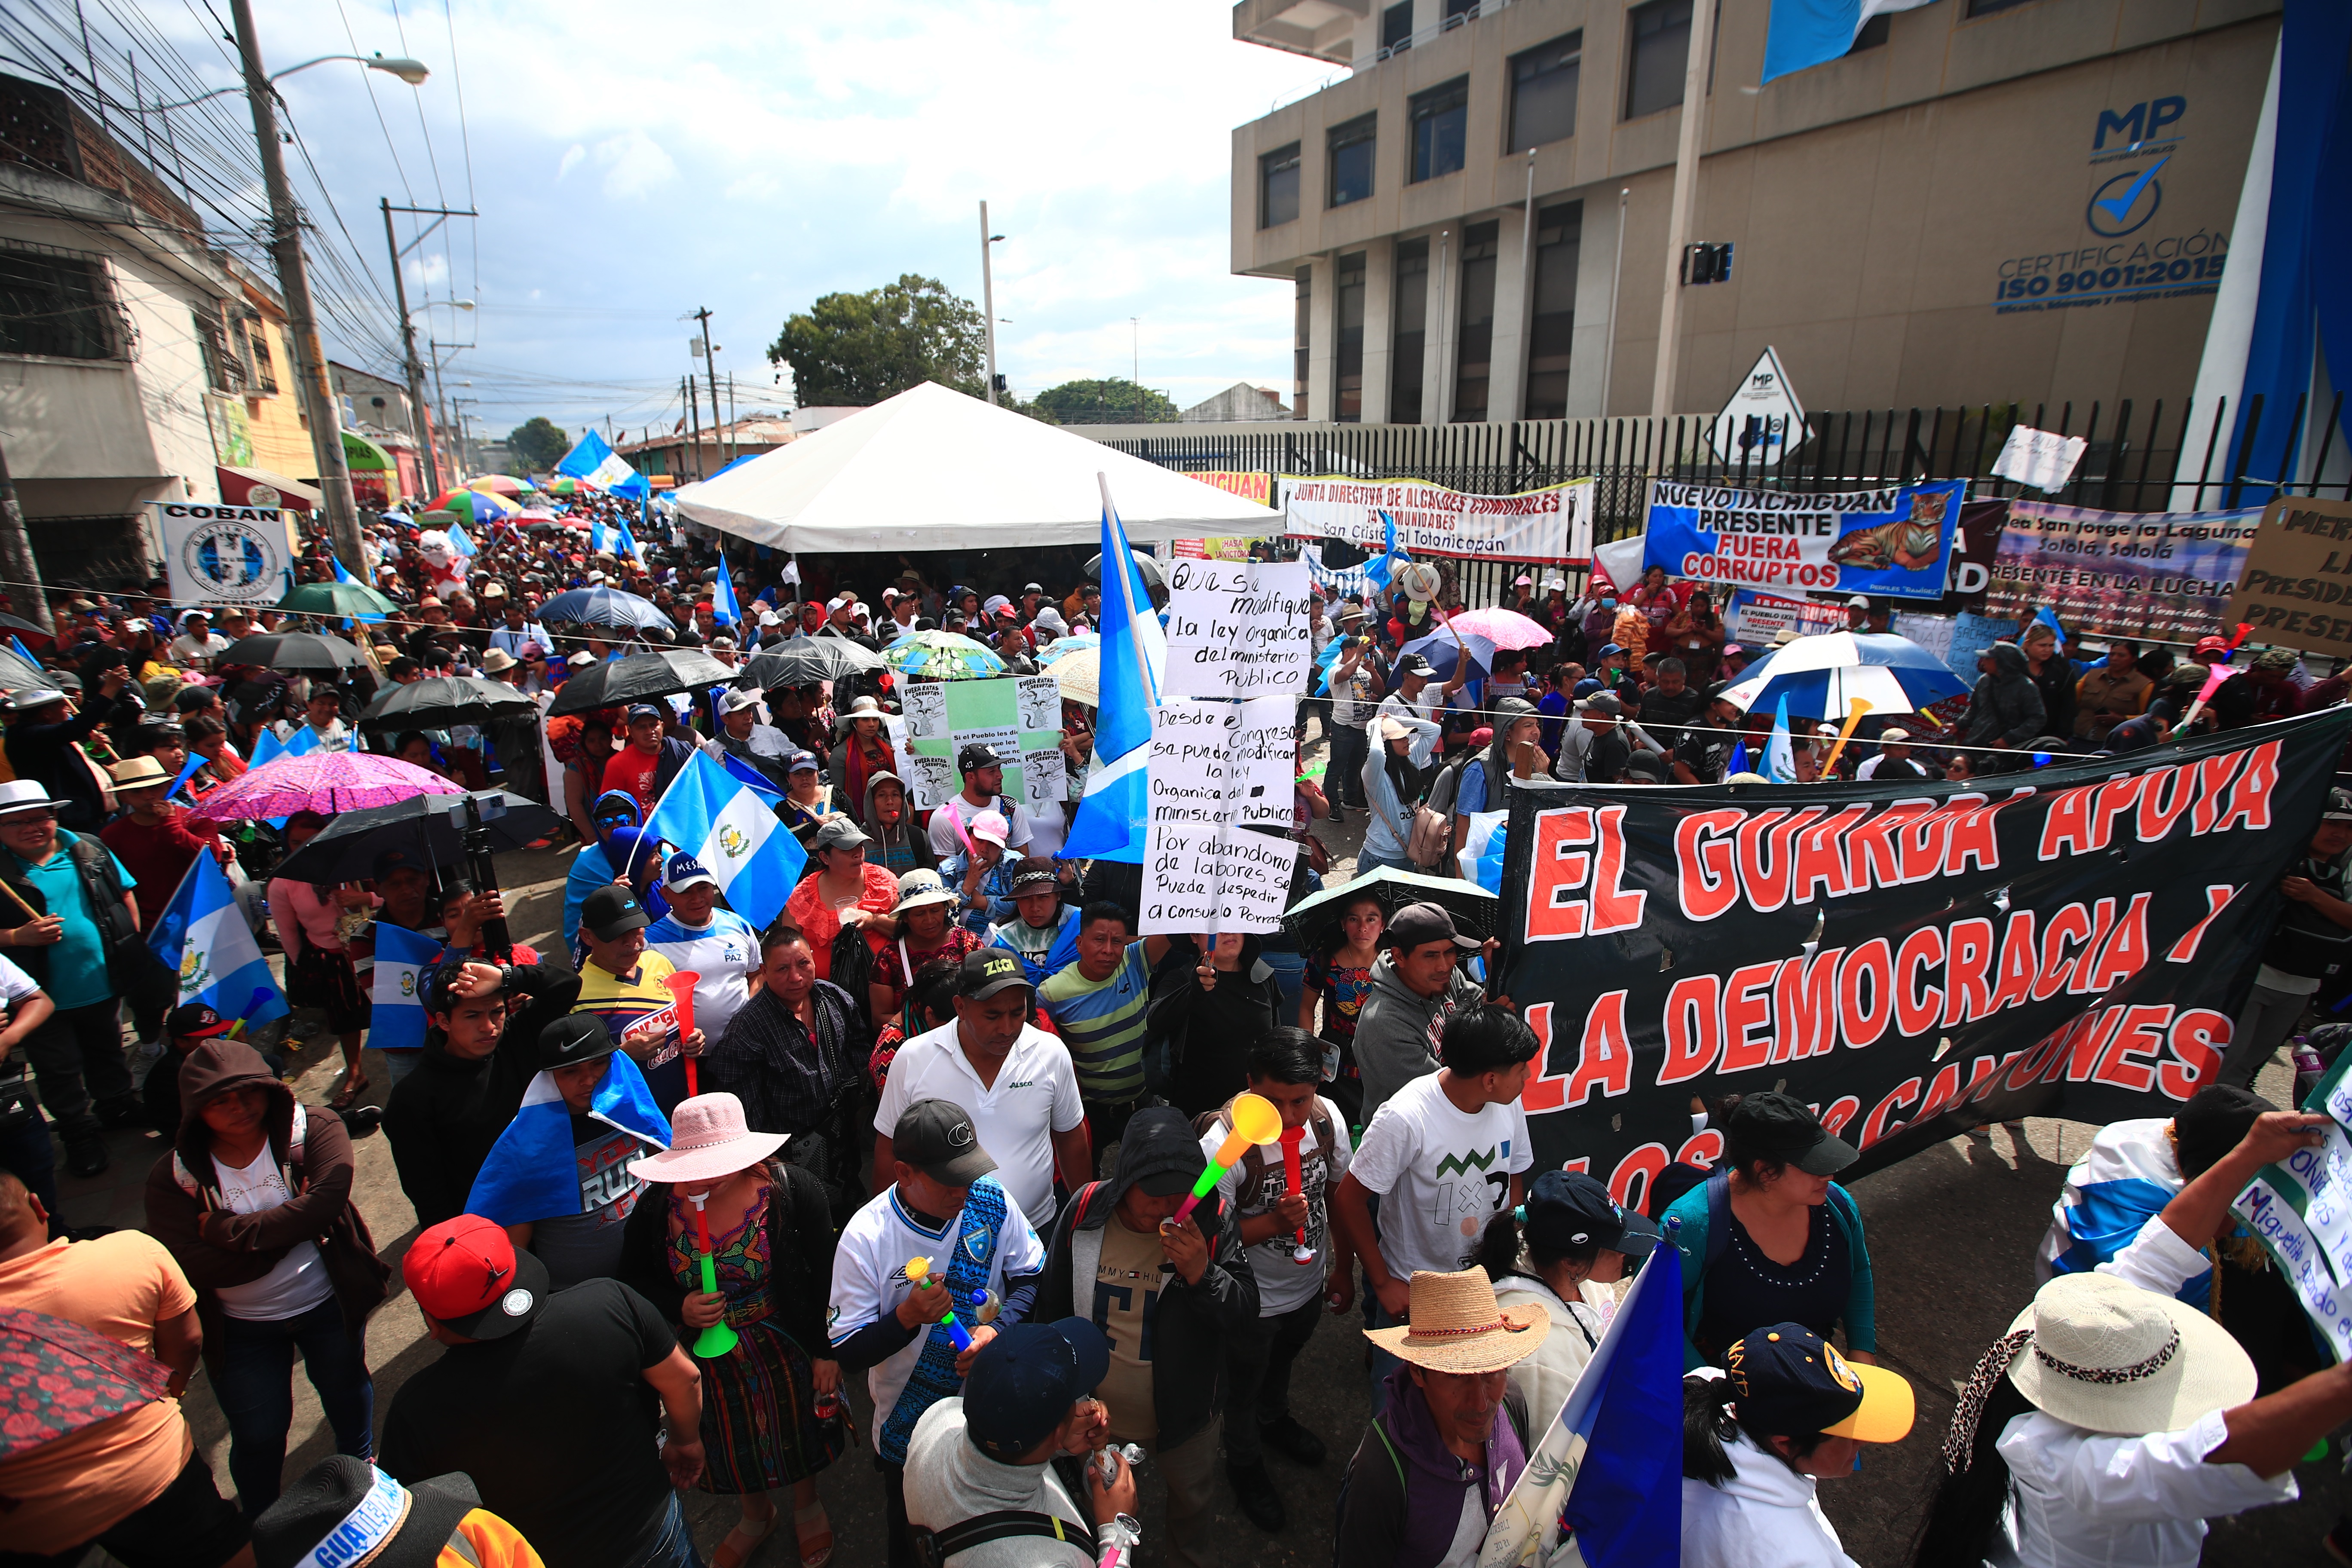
[[331, 0, 412, 207]]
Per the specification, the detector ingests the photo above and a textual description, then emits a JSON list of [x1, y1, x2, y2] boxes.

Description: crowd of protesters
[[2, 490, 2351, 1568]]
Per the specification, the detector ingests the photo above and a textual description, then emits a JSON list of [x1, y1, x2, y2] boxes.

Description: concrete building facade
[[1231, 0, 2278, 426]]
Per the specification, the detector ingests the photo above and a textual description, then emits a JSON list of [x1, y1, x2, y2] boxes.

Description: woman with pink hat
[[622, 1092, 844, 1567]]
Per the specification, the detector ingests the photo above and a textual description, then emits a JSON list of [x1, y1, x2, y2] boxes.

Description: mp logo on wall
[[1991, 93, 2228, 312], [150, 502, 297, 609]]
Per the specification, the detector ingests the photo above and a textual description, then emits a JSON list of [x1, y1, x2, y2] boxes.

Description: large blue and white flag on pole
[[367, 922, 446, 1055], [1762, 0, 1936, 84], [445, 521, 476, 559], [329, 553, 388, 623], [1061, 480, 1167, 864], [643, 750, 806, 930], [1764, 694, 1798, 784], [466, 1055, 670, 1226], [148, 854, 288, 1025], [710, 558, 744, 628], [1479, 1231, 1682, 1568], [556, 430, 651, 500]]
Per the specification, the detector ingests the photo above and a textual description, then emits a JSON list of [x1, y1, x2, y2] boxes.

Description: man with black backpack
[[902, 1317, 1141, 1567]]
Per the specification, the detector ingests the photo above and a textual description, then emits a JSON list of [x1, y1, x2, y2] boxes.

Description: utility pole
[[0, 439, 53, 634], [980, 200, 999, 405], [685, 374, 704, 481], [228, 0, 363, 570], [692, 306, 725, 471], [380, 198, 477, 498], [1649, 0, 1718, 419]]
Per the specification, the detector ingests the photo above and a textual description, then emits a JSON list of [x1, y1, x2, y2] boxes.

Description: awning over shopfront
[[340, 430, 393, 472], [215, 466, 322, 512]]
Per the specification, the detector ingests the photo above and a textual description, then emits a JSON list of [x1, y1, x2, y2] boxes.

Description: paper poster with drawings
[[901, 681, 949, 739], [898, 677, 1062, 812], [1139, 822, 1298, 935], [1016, 675, 1062, 735]]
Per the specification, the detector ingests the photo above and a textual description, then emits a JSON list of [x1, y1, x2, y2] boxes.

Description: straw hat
[[108, 756, 171, 789], [628, 1093, 787, 1186], [1364, 1267, 1550, 1374], [2004, 1271, 2253, 1436]]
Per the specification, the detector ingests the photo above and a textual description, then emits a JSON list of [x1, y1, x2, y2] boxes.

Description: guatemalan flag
[[1761, 0, 1936, 84], [556, 429, 652, 501], [465, 1054, 671, 1227], [1480, 1230, 1683, 1567], [1764, 693, 1798, 784], [148, 853, 288, 1026], [367, 922, 446, 1055], [643, 750, 806, 931], [2037, 1118, 2211, 1307], [1061, 481, 1167, 864], [710, 561, 744, 628]]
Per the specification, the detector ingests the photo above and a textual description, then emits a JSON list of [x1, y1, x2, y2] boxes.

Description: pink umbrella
[[187, 751, 462, 825], [1442, 606, 1553, 650]]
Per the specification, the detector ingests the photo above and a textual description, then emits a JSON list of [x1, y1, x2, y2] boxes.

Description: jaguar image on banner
[[1494, 707, 2352, 1209], [150, 501, 299, 610], [1642, 477, 1967, 601]]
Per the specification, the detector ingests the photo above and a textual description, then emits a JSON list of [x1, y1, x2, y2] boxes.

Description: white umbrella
[[1720, 631, 1969, 718]]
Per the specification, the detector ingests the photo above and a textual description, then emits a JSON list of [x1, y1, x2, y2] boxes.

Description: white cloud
[[593, 130, 677, 201], [556, 144, 587, 182]]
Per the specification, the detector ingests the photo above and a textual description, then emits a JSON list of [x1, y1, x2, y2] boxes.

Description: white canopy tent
[[671, 381, 1283, 552]]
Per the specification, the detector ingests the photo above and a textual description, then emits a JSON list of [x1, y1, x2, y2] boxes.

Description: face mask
[[1600, 599, 1617, 612]]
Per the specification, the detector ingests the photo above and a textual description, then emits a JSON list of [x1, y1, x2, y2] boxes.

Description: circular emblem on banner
[[179, 518, 279, 600], [247, 484, 281, 509]]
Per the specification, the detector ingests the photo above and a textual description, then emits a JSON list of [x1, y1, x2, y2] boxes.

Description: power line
[[331, 0, 412, 207]]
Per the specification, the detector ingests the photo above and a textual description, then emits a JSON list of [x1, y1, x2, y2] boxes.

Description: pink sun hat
[[629, 1093, 787, 1185]]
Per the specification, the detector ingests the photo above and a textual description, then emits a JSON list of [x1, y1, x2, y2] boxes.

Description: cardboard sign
[[1140, 822, 1299, 935], [1163, 558, 1313, 699], [2226, 495, 2352, 661]]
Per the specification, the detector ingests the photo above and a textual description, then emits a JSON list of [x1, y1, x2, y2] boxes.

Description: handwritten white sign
[[1139, 822, 1299, 935], [2235, 1066, 2352, 1360], [1147, 697, 1294, 830], [1163, 558, 1313, 699]]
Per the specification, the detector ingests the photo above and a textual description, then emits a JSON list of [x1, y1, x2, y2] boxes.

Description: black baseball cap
[[1387, 901, 1478, 953], [372, 847, 425, 882], [537, 1012, 617, 1071], [1522, 1169, 1661, 1258], [581, 884, 651, 942], [166, 1002, 233, 1041], [2173, 1084, 2275, 1179], [1726, 1323, 1914, 1443], [1398, 654, 1437, 679], [893, 1097, 997, 1185], [962, 1318, 1113, 1462], [960, 948, 1031, 1000], [1725, 1091, 1857, 1177], [959, 742, 1004, 773]]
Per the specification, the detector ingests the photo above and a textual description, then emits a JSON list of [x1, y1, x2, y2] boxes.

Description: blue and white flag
[[1764, 694, 1798, 784], [329, 554, 387, 623], [148, 853, 288, 1025], [247, 726, 287, 772], [616, 515, 643, 563], [165, 751, 205, 804], [465, 1054, 671, 1227], [710, 560, 744, 628], [556, 430, 651, 501], [2033, 605, 2069, 652], [1761, 0, 1936, 84], [367, 922, 446, 1056], [1362, 509, 1410, 597], [1726, 738, 1752, 778], [717, 747, 785, 804], [2036, 1117, 2208, 1307], [1456, 810, 1508, 894], [643, 750, 806, 931], [446, 521, 476, 559], [1481, 1225, 1683, 1567], [1062, 490, 1166, 864]]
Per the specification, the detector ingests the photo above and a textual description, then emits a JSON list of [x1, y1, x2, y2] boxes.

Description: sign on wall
[[1496, 708, 2352, 1209], [152, 502, 297, 610], [1988, 499, 2260, 644], [1279, 476, 1593, 564], [1642, 478, 1966, 601]]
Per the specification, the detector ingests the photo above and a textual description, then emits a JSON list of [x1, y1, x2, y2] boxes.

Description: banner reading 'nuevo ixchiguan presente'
[[1495, 707, 2352, 1208]]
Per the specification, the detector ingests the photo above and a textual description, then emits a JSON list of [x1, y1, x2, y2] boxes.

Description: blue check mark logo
[[2088, 156, 2167, 235]]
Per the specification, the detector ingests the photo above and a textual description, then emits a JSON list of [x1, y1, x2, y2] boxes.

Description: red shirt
[[99, 812, 215, 934], [600, 744, 662, 815]]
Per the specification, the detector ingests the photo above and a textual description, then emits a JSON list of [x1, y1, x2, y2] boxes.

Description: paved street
[[48, 744, 2347, 1567]]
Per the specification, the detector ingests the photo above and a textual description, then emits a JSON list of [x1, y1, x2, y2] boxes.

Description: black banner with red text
[[1496, 707, 2352, 1210]]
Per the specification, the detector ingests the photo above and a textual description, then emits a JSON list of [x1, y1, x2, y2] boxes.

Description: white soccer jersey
[[644, 908, 763, 1045]]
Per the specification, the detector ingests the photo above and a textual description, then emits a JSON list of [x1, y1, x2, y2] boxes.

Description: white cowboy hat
[[2005, 1271, 2253, 1437]]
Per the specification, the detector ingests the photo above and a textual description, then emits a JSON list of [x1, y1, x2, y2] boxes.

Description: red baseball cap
[[404, 1215, 546, 1339]]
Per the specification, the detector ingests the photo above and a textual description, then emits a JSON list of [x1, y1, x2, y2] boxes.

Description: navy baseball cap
[[1521, 1170, 1660, 1259], [1598, 643, 1626, 658], [663, 852, 718, 891], [962, 1318, 1113, 1462], [1726, 1323, 1914, 1443], [625, 703, 665, 722]]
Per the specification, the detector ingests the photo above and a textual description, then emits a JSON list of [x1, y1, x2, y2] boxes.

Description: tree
[[507, 416, 570, 473], [1026, 379, 1180, 425], [768, 275, 986, 405]]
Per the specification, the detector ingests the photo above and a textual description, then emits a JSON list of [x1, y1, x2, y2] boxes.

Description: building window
[[194, 307, 246, 395], [1328, 114, 1377, 208], [1851, 13, 1890, 49], [1966, 0, 2034, 13], [1294, 266, 1312, 420], [1507, 34, 1581, 152], [1391, 237, 1428, 425], [1523, 203, 1581, 420], [1334, 252, 1367, 423], [1452, 220, 1499, 423], [0, 247, 118, 360], [1625, 0, 1693, 120], [1381, 0, 1413, 56], [1443, 0, 1479, 28], [1260, 143, 1301, 229], [1408, 79, 1469, 184], [246, 325, 278, 393]]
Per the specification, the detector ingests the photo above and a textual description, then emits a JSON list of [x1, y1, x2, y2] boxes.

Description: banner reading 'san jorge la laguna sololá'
[[1495, 707, 2352, 1208], [1643, 477, 1967, 600]]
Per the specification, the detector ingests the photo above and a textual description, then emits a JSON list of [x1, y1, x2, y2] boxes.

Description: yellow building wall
[[242, 318, 315, 480]]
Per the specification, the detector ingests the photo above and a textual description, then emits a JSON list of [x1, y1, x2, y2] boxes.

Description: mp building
[[1230, 0, 2277, 426]]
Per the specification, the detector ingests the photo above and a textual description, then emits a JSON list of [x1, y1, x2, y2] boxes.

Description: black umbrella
[[0, 643, 49, 695], [218, 631, 363, 672], [1280, 866, 1501, 952], [744, 638, 885, 690], [271, 788, 562, 885], [360, 674, 538, 730], [545, 648, 736, 717], [0, 613, 53, 646], [539, 585, 673, 633]]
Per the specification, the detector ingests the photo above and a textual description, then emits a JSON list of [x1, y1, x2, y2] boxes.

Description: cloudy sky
[[123, 0, 1336, 447]]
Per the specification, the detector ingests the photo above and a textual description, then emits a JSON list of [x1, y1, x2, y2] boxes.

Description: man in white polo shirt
[[873, 949, 1088, 1232]]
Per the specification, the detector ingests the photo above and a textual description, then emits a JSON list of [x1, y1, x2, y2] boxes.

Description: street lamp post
[[980, 202, 1003, 405], [227, 0, 369, 570]]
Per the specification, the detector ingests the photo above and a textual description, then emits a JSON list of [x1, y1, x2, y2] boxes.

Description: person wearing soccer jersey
[[571, 885, 705, 1117], [643, 853, 763, 1047]]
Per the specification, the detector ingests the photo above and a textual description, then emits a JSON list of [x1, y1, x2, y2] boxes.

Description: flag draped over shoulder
[[1060, 486, 1166, 864], [643, 750, 805, 930], [464, 1055, 671, 1226], [147, 854, 288, 1025]]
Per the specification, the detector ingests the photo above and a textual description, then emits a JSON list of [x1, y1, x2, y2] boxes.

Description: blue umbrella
[[1719, 631, 1967, 719], [1400, 625, 1498, 681], [538, 585, 672, 633]]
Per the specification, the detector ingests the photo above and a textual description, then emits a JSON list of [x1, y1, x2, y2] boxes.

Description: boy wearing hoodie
[[561, 789, 651, 952], [1351, 902, 1494, 1124], [1041, 1106, 1260, 1568]]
